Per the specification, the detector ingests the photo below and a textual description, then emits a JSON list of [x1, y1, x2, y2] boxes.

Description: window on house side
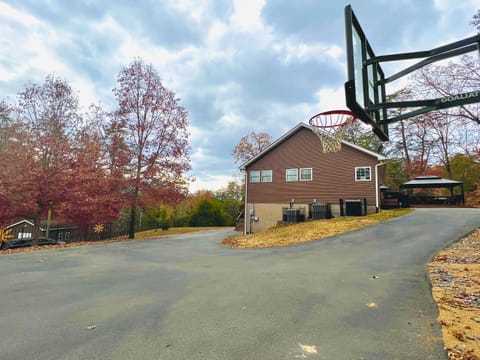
[[261, 170, 272, 182], [286, 168, 298, 182], [355, 166, 371, 181], [250, 170, 260, 183], [300, 168, 312, 181]]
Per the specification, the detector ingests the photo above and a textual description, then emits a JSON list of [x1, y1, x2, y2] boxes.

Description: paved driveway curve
[[0, 208, 479, 359]]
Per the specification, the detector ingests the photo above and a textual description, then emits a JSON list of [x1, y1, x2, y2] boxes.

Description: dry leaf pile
[[223, 209, 412, 249], [428, 228, 480, 360], [0, 227, 224, 255]]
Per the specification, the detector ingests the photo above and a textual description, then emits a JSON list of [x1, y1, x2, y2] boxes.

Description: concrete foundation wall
[[245, 202, 377, 233]]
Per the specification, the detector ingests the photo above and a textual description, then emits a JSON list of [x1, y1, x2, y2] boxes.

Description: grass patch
[[223, 208, 412, 249], [366, 208, 412, 221], [135, 226, 227, 239]]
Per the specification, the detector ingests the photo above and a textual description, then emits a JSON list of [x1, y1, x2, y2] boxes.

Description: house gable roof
[[400, 176, 463, 189], [240, 123, 386, 170], [4, 219, 48, 232], [5, 219, 35, 229]]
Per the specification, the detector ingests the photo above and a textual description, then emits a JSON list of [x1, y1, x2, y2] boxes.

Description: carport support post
[[339, 199, 344, 217], [363, 198, 367, 216]]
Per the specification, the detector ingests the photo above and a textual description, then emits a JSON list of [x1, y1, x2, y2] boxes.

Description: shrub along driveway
[[0, 208, 479, 360]]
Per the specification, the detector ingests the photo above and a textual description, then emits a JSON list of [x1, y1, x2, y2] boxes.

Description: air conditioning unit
[[345, 200, 363, 216]]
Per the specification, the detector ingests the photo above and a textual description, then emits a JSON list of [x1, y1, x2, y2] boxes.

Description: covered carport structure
[[399, 176, 464, 206]]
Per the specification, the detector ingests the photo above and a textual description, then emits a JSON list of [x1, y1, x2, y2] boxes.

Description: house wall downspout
[[375, 161, 386, 213], [244, 170, 248, 235]]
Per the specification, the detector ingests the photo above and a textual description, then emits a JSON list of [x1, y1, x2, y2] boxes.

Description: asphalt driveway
[[0, 208, 479, 359]]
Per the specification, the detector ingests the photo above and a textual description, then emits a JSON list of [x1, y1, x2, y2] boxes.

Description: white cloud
[[188, 143, 240, 194], [433, 0, 477, 12], [206, 20, 229, 46], [274, 41, 343, 64], [70, 78, 101, 111], [0, 1, 40, 27], [188, 127, 212, 150], [189, 175, 238, 193], [314, 86, 347, 113], [0, 2, 67, 84], [230, 0, 266, 32], [218, 112, 243, 128], [163, 0, 205, 23], [0, 0, 477, 194], [433, 0, 477, 39]]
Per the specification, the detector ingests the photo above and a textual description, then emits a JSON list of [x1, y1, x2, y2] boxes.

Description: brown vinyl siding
[[246, 128, 379, 205]]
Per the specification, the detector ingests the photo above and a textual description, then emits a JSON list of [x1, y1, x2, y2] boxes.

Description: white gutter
[[375, 161, 386, 212]]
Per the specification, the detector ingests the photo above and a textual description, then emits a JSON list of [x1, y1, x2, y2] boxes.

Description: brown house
[[241, 123, 386, 233], [4, 219, 75, 242]]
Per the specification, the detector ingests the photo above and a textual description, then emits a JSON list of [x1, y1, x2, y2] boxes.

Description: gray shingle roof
[[400, 176, 463, 188]]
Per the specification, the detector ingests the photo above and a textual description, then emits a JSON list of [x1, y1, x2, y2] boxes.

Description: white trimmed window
[[355, 166, 371, 181], [286, 168, 298, 182], [300, 168, 313, 181], [250, 170, 272, 183], [261, 170, 272, 182], [249, 170, 260, 183]]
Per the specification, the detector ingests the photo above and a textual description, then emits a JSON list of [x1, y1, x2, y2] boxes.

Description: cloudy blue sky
[[0, 0, 477, 192]]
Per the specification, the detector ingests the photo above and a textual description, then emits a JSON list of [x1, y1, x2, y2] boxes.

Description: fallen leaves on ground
[[135, 227, 226, 239], [298, 343, 318, 356], [428, 228, 480, 360], [222, 209, 412, 248], [0, 227, 228, 255], [0, 238, 128, 255]]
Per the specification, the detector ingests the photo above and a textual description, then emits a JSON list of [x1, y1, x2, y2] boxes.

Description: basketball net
[[308, 110, 357, 153]]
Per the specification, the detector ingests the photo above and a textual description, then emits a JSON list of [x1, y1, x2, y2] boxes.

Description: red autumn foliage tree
[[409, 55, 479, 176], [0, 101, 18, 225], [385, 55, 480, 181], [0, 75, 80, 244], [414, 55, 480, 158], [232, 131, 272, 166], [113, 58, 191, 239], [0, 76, 129, 242], [59, 105, 129, 228], [58, 126, 126, 227]]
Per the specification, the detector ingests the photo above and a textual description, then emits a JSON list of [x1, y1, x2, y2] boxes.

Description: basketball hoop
[[308, 110, 358, 153]]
